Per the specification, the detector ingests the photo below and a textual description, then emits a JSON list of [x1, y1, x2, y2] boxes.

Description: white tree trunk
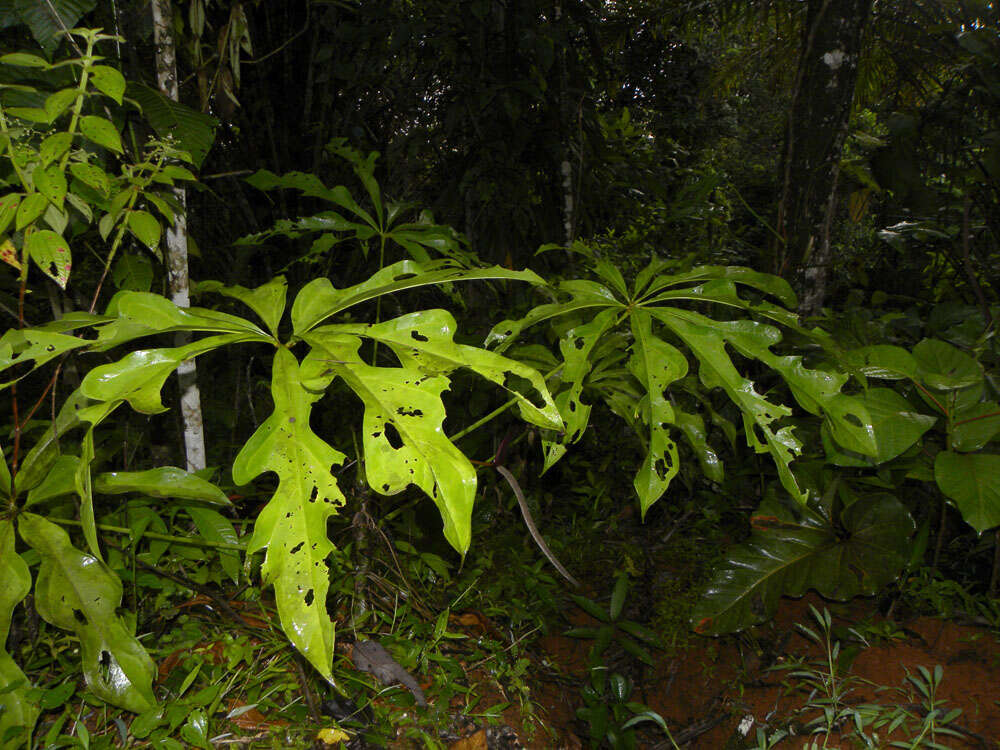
[[152, 0, 206, 472]]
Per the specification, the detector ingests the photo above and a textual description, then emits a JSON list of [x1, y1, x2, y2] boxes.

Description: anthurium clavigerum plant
[[0, 262, 564, 729]]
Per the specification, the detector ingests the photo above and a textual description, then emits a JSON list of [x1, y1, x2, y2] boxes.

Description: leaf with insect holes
[[232, 348, 346, 680], [25, 229, 71, 288], [0, 238, 21, 272], [33, 164, 67, 209], [18, 513, 156, 713], [0, 194, 20, 234], [39, 133, 73, 166], [628, 310, 687, 516], [69, 162, 112, 196], [0, 328, 90, 387], [304, 330, 477, 554], [16, 194, 48, 230]]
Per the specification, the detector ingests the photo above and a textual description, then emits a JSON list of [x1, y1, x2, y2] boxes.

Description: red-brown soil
[[526, 594, 1000, 749]]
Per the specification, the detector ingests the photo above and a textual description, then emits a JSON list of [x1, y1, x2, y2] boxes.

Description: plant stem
[[48, 517, 245, 551]]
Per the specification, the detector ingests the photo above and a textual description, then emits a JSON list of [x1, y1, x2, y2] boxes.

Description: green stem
[[59, 36, 96, 172], [449, 364, 563, 443], [48, 517, 246, 552]]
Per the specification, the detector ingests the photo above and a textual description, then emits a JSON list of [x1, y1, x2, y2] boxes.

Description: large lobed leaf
[[232, 348, 345, 681], [18, 513, 156, 712], [692, 491, 914, 635], [304, 330, 477, 553]]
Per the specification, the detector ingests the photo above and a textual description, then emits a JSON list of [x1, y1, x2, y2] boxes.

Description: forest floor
[[501, 593, 1000, 749]]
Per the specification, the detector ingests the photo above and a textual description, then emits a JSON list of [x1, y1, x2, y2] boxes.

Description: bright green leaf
[[823, 388, 936, 466], [89, 65, 126, 104], [627, 311, 686, 515], [0, 520, 38, 749], [39, 132, 73, 166], [18, 513, 156, 713], [95, 467, 231, 505], [934, 451, 1000, 533], [26, 455, 80, 507], [127, 210, 161, 250], [303, 332, 475, 554], [79, 115, 123, 154], [81, 334, 250, 413], [43, 88, 78, 122], [33, 164, 67, 209], [69, 162, 111, 196], [196, 277, 287, 337], [16, 193, 48, 230], [232, 348, 345, 680]]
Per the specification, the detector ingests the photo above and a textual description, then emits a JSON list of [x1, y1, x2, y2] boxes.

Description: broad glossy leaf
[[642, 265, 797, 308], [196, 277, 287, 337], [847, 345, 920, 380], [18, 513, 156, 713], [953, 402, 1000, 452], [627, 311, 687, 515], [327, 309, 561, 431], [823, 388, 936, 466], [0, 520, 30, 647], [304, 332, 475, 554], [81, 334, 250, 413], [692, 492, 913, 635], [291, 260, 545, 335], [26, 454, 80, 507], [94, 292, 267, 350], [913, 339, 983, 390], [232, 348, 345, 680], [25, 229, 71, 288], [0, 328, 89, 387], [935, 451, 1000, 533], [15, 390, 91, 495], [95, 467, 231, 505], [0, 520, 37, 749]]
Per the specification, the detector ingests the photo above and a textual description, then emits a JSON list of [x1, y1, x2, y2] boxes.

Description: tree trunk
[[151, 0, 207, 472], [777, 0, 872, 316]]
